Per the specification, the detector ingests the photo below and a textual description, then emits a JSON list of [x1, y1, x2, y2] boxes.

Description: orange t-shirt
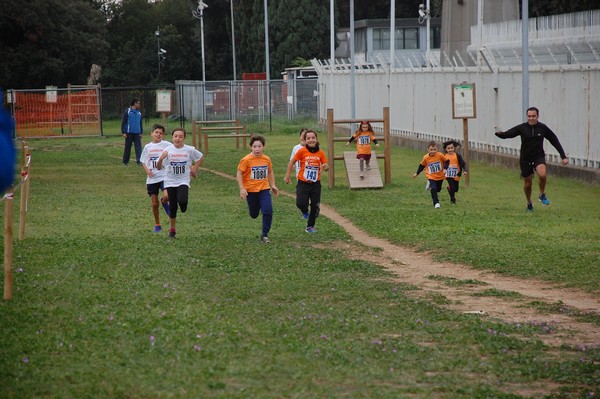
[[237, 153, 273, 192], [444, 153, 461, 181], [352, 130, 376, 155], [420, 152, 446, 180], [293, 147, 328, 183]]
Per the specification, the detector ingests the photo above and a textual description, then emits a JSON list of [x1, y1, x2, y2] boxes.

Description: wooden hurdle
[[326, 107, 391, 188], [191, 119, 251, 154]]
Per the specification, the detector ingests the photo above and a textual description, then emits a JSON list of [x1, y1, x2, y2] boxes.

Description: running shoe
[[305, 227, 317, 233], [153, 225, 162, 233], [527, 202, 534, 212], [366, 163, 371, 170], [538, 193, 550, 205], [162, 201, 171, 217], [168, 229, 176, 238], [434, 203, 441, 209], [261, 236, 271, 243]]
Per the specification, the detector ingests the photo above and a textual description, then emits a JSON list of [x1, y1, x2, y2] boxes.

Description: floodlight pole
[[155, 26, 161, 79], [192, 1, 208, 83], [230, 0, 237, 80]]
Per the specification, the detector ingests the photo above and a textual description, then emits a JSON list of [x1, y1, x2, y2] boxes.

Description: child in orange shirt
[[284, 129, 329, 233], [443, 139, 468, 204], [412, 140, 446, 208], [345, 121, 379, 178], [237, 135, 279, 243]]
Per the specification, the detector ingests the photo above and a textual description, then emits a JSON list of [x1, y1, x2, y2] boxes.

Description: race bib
[[251, 165, 268, 180], [303, 165, 319, 182], [171, 161, 186, 175], [445, 166, 458, 178], [358, 136, 370, 145], [428, 161, 442, 174], [149, 156, 159, 169]]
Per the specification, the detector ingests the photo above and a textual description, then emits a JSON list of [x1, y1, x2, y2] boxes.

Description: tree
[[0, 0, 109, 89]]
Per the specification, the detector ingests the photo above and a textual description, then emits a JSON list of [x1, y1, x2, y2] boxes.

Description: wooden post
[[383, 107, 391, 185], [4, 192, 14, 301], [327, 108, 335, 188], [192, 120, 197, 148], [19, 142, 29, 240], [462, 118, 470, 188], [203, 132, 209, 154]]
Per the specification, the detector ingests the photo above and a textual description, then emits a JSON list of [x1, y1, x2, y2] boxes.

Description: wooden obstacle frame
[[3, 141, 31, 301], [326, 107, 391, 188], [191, 119, 252, 154]]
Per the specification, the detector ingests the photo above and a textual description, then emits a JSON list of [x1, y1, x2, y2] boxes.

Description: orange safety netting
[[13, 89, 101, 138]]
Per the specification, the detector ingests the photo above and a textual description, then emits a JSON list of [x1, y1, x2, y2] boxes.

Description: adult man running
[[495, 107, 568, 212]]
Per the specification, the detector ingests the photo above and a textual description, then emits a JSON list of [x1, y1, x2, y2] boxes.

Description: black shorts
[[520, 157, 546, 178], [146, 181, 165, 196]]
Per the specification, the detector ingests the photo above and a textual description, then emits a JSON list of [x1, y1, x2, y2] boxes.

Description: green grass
[[1, 122, 599, 398]]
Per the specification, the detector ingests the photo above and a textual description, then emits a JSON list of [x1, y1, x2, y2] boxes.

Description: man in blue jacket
[[121, 98, 143, 165]]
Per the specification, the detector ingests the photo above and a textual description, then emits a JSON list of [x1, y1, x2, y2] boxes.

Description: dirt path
[[206, 168, 600, 347], [318, 203, 600, 348]]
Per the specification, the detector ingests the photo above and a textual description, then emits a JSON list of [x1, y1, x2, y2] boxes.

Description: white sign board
[[46, 86, 58, 103], [156, 90, 172, 113], [451, 83, 476, 119]]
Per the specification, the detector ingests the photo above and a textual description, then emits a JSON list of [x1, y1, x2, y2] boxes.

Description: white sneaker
[[434, 203, 441, 209]]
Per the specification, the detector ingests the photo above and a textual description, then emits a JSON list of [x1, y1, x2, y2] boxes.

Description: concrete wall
[[440, 0, 519, 66]]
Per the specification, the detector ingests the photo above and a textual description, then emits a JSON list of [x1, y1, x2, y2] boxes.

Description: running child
[[442, 139, 468, 204], [412, 140, 446, 208], [156, 128, 204, 238], [140, 124, 171, 232], [345, 121, 379, 178], [284, 129, 329, 233], [237, 135, 279, 243]]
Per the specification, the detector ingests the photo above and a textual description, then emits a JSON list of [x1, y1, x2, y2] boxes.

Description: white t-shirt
[[141, 140, 171, 184], [162, 144, 204, 188], [290, 144, 304, 176]]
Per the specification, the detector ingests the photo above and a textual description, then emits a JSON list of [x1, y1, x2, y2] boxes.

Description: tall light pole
[[264, 0, 271, 128], [418, 0, 431, 66], [230, 0, 237, 81], [155, 26, 161, 79], [192, 1, 208, 83]]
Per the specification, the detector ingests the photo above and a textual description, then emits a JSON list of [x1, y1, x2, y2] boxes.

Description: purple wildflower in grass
[[149, 335, 156, 344], [372, 339, 383, 346], [320, 334, 328, 340], [22, 357, 29, 363], [108, 315, 114, 321], [194, 345, 201, 351], [16, 268, 23, 273]]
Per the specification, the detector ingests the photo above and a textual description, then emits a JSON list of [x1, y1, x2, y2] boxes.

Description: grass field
[[1, 118, 599, 398]]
